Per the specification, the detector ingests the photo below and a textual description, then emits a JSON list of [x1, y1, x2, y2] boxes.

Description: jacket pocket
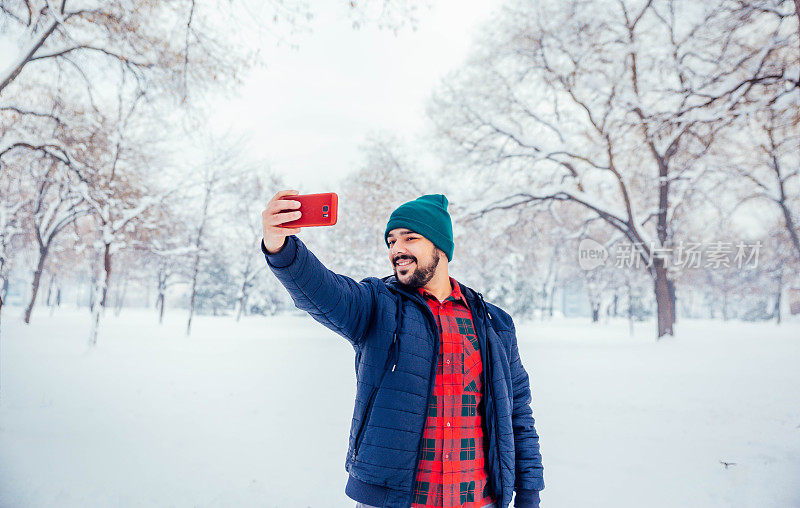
[[353, 385, 378, 460]]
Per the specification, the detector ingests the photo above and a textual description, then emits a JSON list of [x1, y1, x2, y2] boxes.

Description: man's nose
[[390, 245, 408, 259]]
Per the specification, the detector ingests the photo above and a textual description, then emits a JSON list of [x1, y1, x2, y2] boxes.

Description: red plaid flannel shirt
[[411, 276, 495, 508]]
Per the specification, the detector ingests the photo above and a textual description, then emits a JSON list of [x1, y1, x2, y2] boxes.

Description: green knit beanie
[[384, 194, 454, 262]]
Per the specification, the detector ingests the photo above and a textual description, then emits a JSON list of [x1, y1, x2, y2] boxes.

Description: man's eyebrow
[[387, 231, 415, 239]]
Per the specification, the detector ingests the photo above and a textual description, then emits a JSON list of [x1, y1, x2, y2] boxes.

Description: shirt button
[[444, 453, 450, 459], [445, 359, 451, 364], [446, 421, 451, 427]]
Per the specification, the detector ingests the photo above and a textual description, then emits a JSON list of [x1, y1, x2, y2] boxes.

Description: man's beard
[[394, 248, 440, 289]]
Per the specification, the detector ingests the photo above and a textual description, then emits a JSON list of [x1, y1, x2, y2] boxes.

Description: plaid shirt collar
[[416, 276, 466, 305]]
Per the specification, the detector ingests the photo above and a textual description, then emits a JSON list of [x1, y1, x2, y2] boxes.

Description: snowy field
[[1, 306, 799, 508]]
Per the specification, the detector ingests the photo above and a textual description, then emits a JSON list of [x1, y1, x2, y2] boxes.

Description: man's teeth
[[396, 259, 414, 266]]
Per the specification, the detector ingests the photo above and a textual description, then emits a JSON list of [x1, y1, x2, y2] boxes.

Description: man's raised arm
[[260, 190, 376, 348]]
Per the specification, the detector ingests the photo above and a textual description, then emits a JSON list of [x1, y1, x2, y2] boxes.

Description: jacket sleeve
[[261, 235, 376, 348], [508, 318, 545, 507]]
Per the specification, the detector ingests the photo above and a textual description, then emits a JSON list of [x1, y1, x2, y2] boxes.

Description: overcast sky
[[0, 1, 495, 191], [206, 0, 496, 191]]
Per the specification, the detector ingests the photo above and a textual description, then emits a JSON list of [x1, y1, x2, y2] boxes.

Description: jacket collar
[[380, 274, 490, 324], [415, 276, 467, 305], [380, 274, 495, 380]]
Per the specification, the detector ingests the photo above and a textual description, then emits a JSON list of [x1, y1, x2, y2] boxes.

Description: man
[[261, 190, 544, 508]]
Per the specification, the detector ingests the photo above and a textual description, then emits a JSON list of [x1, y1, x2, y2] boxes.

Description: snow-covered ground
[[1, 306, 799, 508]]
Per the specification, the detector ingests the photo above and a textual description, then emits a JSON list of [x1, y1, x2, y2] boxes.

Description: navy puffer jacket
[[262, 235, 544, 507]]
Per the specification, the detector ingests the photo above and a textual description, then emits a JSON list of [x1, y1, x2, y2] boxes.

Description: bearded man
[[260, 191, 545, 508]]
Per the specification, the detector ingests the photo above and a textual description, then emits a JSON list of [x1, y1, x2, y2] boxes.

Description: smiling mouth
[[395, 259, 415, 269]]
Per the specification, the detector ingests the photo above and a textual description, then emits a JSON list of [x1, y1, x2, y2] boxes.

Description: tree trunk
[[114, 276, 128, 317], [669, 278, 676, 326], [0, 287, 4, 340], [89, 250, 107, 346], [778, 197, 800, 264], [706, 292, 715, 319], [88, 276, 96, 310], [88, 274, 105, 347], [186, 252, 200, 336], [23, 246, 49, 324], [156, 266, 167, 323], [100, 242, 112, 309], [158, 292, 166, 324], [187, 176, 213, 336], [236, 296, 245, 322], [773, 271, 783, 324], [0, 289, 3, 404], [47, 274, 58, 316], [236, 277, 249, 322], [794, 0, 800, 68], [653, 258, 675, 338], [539, 283, 548, 320], [46, 273, 55, 306], [722, 290, 729, 321], [1, 275, 8, 333], [626, 278, 634, 336]]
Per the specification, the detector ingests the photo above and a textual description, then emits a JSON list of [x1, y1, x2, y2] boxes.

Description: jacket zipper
[[353, 385, 378, 460], [412, 312, 439, 506], [389, 285, 499, 506], [478, 292, 504, 505], [393, 287, 440, 507], [487, 345, 504, 503]]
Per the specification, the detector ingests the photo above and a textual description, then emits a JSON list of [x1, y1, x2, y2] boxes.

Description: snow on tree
[[224, 171, 285, 322], [0, 158, 28, 333], [426, 0, 799, 338], [20, 155, 92, 324], [311, 132, 432, 282]]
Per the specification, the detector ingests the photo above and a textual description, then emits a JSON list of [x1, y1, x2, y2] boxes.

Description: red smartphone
[[279, 192, 338, 227]]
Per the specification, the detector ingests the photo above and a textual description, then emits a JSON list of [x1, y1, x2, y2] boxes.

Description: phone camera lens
[[322, 205, 329, 212]]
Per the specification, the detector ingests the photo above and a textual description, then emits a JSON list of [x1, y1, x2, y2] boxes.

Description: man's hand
[[261, 190, 303, 254]]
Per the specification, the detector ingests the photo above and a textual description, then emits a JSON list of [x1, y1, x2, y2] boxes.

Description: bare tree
[[318, 132, 429, 279], [0, 159, 27, 334], [0, 0, 427, 168], [22, 157, 91, 324], [224, 170, 283, 322], [148, 227, 194, 324], [0, 0, 260, 97], [427, 0, 797, 338], [0, 0, 266, 189], [184, 137, 251, 335], [346, 0, 431, 33], [727, 105, 799, 264]]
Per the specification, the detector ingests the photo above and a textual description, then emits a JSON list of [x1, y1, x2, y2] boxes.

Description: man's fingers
[[271, 189, 299, 203], [268, 209, 302, 226], [270, 198, 302, 212], [261, 198, 300, 221], [262, 191, 302, 246], [266, 225, 301, 235]]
